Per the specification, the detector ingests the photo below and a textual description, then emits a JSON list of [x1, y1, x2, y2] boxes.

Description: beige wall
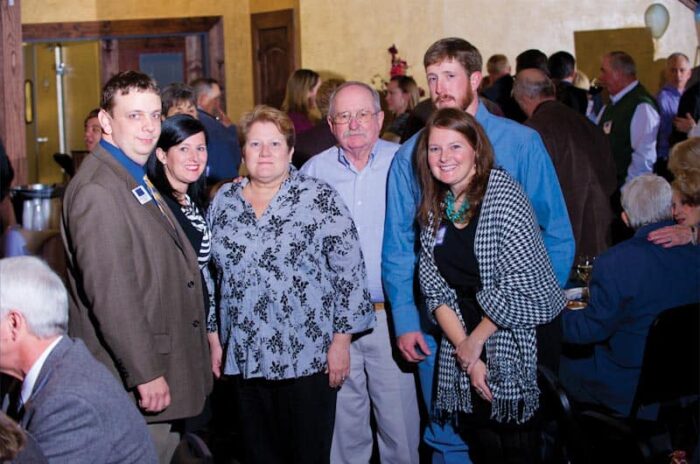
[[23, 0, 255, 121], [300, 0, 696, 95]]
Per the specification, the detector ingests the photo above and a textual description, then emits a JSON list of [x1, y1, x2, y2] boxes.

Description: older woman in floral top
[[206, 105, 374, 464]]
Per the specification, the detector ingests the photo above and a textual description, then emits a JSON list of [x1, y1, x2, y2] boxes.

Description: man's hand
[[326, 333, 352, 388], [136, 376, 171, 413], [208, 332, 223, 379], [673, 113, 696, 134], [397, 331, 431, 362]]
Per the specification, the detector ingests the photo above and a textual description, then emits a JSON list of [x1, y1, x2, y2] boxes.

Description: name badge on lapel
[[435, 225, 447, 246], [603, 121, 613, 135], [132, 185, 153, 205]]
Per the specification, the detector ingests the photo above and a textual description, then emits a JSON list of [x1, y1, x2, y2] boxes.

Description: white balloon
[[644, 3, 670, 39]]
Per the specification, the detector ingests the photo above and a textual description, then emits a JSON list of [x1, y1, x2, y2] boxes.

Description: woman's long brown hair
[[415, 108, 494, 229]]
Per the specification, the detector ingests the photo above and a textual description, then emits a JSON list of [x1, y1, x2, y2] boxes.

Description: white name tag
[[435, 225, 447, 245], [132, 185, 152, 205]]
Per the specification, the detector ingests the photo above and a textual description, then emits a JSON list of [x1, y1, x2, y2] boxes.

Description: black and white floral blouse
[[207, 168, 375, 380]]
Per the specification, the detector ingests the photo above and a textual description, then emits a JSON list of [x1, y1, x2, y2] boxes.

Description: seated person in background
[[560, 174, 700, 417], [0, 256, 157, 463], [383, 75, 420, 142], [648, 138, 700, 247], [293, 78, 345, 169], [160, 82, 198, 119], [83, 109, 102, 153]]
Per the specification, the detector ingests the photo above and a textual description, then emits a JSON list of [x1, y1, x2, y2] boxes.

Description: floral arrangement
[[388, 44, 408, 77]]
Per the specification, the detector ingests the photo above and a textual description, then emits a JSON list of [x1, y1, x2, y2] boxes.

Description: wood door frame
[[251, 9, 297, 105], [1, 0, 26, 185], [22, 16, 225, 88]]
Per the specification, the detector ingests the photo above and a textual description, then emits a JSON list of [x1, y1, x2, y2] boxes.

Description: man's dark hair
[[516, 49, 548, 74], [161, 83, 197, 116], [424, 38, 482, 75], [548, 51, 576, 81], [83, 108, 100, 128], [101, 71, 159, 114]]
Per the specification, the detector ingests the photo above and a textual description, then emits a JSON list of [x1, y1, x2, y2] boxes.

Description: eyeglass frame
[[329, 109, 381, 125]]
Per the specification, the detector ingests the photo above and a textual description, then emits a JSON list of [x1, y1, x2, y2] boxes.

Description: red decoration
[[388, 44, 408, 77]]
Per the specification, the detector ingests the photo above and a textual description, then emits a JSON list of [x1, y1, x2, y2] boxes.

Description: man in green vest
[[597, 51, 660, 243], [597, 51, 660, 188]]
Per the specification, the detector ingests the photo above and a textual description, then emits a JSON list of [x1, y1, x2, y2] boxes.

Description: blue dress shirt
[[99, 139, 146, 187], [656, 85, 682, 160], [382, 102, 575, 336], [301, 140, 398, 303]]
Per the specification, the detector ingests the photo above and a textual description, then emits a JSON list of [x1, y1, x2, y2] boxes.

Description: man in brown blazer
[[61, 71, 212, 463], [513, 68, 617, 260]]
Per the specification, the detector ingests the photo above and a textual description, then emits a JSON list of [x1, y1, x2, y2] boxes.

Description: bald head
[[512, 68, 556, 117]]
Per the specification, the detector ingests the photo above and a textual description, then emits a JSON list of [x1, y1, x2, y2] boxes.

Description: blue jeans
[[418, 331, 472, 464]]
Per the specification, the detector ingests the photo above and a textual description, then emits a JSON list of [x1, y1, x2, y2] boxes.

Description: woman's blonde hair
[[239, 105, 295, 150], [281, 69, 320, 117], [669, 138, 700, 206]]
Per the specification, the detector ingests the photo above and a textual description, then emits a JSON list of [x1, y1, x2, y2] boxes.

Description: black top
[[162, 194, 208, 318], [433, 208, 504, 423], [433, 209, 483, 332]]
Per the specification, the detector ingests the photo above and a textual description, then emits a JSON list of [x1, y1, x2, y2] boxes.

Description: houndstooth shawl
[[418, 168, 565, 424]]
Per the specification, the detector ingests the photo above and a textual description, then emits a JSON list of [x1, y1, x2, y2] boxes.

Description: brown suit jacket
[[61, 144, 212, 423], [526, 100, 617, 258]]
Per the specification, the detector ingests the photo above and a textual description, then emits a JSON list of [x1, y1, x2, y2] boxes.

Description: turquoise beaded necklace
[[444, 191, 470, 223]]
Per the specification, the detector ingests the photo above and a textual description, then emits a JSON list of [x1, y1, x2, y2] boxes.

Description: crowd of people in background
[[0, 35, 698, 464]]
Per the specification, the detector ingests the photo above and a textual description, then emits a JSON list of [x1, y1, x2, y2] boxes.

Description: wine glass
[[576, 255, 593, 286]]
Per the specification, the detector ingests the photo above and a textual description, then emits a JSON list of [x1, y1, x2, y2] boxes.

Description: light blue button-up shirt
[[301, 140, 398, 303], [382, 102, 575, 336]]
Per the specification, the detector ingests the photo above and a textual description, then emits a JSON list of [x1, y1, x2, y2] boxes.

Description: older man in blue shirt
[[381, 37, 574, 464], [301, 82, 420, 464], [560, 174, 699, 416]]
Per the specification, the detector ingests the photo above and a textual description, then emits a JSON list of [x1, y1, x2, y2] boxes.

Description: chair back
[[631, 302, 700, 417], [538, 365, 590, 463]]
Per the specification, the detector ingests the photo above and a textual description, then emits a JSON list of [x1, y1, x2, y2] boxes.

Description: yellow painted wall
[[23, 0, 255, 121], [22, 42, 99, 185], [23, 0, 697, 122], [300, 0, 696, 95], [64, 41, 101, 154], [250, 0, 295, 14]]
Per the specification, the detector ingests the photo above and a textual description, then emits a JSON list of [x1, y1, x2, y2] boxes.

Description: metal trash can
[[9, 184, 64, 231]]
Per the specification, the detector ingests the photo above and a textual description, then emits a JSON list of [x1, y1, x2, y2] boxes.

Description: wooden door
[[251, 9, 296, 108]]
